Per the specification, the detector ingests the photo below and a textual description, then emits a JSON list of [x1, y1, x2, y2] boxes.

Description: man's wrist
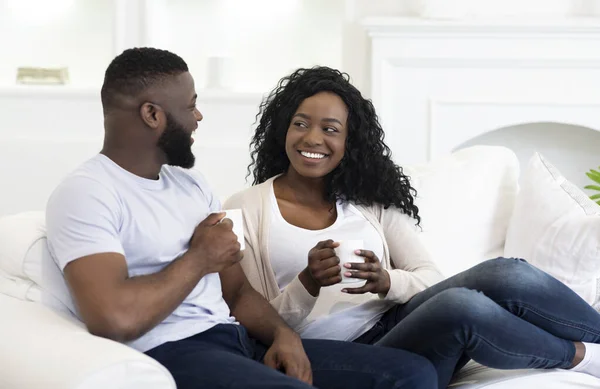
[[180, 249, 208, 279], [273, 325, 300, 343]]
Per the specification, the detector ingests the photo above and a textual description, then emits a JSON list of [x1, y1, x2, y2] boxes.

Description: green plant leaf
[[597, 200, 600, 206], [587, 171, 600, 184], [591, 194, 600, 200], [584, 185, 600, 191]]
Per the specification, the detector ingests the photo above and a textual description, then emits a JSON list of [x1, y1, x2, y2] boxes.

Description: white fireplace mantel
[[363, 17, 600, 165]]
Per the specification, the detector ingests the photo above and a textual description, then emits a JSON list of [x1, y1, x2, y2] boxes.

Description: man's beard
[[157, 113, 195, 168]]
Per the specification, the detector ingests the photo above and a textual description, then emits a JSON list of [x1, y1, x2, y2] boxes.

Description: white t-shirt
[[268, 183, 393, 341], [46, 154, 235, 352]]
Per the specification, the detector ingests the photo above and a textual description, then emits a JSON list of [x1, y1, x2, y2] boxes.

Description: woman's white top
[[268, 182, 392, 341]]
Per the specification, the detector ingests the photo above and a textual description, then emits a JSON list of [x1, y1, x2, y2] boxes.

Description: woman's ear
[[139, 102, 163, 129]]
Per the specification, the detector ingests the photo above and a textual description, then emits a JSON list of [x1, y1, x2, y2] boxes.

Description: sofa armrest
[[0, 294, 175, 389]]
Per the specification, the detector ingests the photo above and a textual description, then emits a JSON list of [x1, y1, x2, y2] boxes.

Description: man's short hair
[[100, 47, 189, 112]]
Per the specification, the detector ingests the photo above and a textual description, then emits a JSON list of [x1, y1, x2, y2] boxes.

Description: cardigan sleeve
[[268, 276, 318, 330], [378, 207, 445, 303], [236, 237, 317, 330], [223, 186, 318, 330]]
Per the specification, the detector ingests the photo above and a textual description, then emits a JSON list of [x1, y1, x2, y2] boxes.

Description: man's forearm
[[108, 252, 206, 341], [230, 283, 295, 345]]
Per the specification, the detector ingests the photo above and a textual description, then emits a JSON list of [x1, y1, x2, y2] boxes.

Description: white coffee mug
[[220, 209, 245, 250], [335, 239, 364, 284]]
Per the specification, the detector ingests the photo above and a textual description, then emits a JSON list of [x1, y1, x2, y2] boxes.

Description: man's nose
[[194, 108, 203, 122]]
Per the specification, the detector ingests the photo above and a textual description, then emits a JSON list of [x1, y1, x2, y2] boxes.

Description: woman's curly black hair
[[248, 66, 420, 224]]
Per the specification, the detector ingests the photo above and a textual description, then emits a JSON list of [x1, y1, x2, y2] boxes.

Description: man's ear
[[139, 102, 164, 129]]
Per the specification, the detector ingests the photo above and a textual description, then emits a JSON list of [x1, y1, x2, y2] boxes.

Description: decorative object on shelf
[[407, 0, 474, 19], [16, 67, 69, 85], [585, 166, 600, 205], [205, 56, 234, 90]]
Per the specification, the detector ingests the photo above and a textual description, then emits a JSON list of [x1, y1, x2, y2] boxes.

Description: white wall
[[2, 0, 598, 91], [0, 0, 114, 86], [0, 87, 262, 216], [2, 0, 600, 215], [0, 0, 346, 93], [340, 0, 600, 94], [159, 0, 345, 92]]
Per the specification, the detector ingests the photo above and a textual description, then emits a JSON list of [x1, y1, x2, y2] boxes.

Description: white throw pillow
[[504, 152, 600, 306], [0, 212, 76, 314], [405, 146, 520, 277]]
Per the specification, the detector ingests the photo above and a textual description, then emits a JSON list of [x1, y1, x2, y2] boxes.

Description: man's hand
[[263, 328, 313, 385], [341, 250, 391, 295], [188, 212, 243, 274], [298, 239, 341, 296]]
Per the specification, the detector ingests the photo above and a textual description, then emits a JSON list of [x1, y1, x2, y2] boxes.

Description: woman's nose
[[302, 126, 323, 146]]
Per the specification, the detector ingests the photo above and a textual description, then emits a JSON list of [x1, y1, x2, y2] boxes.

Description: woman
[[224, 66, 600, 388]]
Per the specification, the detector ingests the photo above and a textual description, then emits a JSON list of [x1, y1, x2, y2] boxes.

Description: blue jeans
[[354, 257, 600, 389], [146, 323, 437, 389]]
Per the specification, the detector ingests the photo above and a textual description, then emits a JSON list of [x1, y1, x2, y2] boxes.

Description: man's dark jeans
[[146, 323, 437, 389]]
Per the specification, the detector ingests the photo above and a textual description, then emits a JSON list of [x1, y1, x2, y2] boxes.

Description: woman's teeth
[[300, 151, 326, 159]]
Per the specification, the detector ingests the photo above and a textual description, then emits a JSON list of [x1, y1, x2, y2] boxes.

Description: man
[[45, 47, 436, 389]]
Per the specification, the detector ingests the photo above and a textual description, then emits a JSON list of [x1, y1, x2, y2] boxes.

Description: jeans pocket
[[233, 324, 255, 358]]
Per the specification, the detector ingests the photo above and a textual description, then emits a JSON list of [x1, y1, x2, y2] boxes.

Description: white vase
[[205, 56, 234, 90], [407, 0, 474, 20], [586, 0, 600, 16]]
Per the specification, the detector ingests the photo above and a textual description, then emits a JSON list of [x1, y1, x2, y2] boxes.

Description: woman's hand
[[341, 250, 391, 295], [298, 239, 341, 297]]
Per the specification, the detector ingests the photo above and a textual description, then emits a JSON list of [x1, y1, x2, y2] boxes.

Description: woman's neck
[[275, 170, 330, 207]]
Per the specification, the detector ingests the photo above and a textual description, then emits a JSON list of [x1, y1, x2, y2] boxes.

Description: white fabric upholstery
[[504, 152, 600, 306], [0, 211, 45, 279], [0, 211, 75, 314], [450, 360, 600, 388], [405, 146, 520, 277], [0, 294, 175, 389]]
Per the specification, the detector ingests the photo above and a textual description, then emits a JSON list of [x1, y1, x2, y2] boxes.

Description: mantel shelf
[[362, 16, 600, 35], [0, 85, 265, 104]]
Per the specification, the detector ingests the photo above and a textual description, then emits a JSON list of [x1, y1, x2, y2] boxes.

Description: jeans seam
[[471, 332, 567, 366], [310, 368, 400, 386], [497, 299, 600, 338], [233, 325, 253, 358]]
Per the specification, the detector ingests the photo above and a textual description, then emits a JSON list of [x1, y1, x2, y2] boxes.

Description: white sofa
[[1, 145, 599, 389]]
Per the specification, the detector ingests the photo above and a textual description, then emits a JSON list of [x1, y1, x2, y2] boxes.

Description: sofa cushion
[[504, 152, 600, 306], [405, 146, 520, 277], [0, 294, 175, 389], [0, 212, 76, 314]]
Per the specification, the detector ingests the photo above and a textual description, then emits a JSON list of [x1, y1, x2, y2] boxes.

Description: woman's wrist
[[379, 269, 391, 295], [299, 267, 321, 297]]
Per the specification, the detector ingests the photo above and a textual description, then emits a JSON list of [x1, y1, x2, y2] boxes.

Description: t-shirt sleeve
[[187, 169, 221, 213], [46, 175, 125, 271]]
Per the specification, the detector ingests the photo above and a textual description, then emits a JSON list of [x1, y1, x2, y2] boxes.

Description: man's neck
[[101, 147, 163, 180]]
